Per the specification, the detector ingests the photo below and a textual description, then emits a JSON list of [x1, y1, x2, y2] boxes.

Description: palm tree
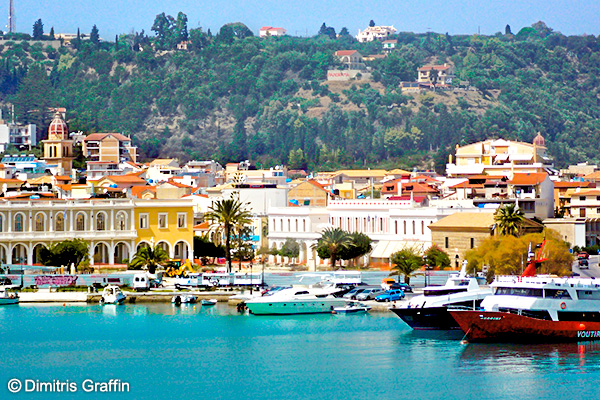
[[494, 203, 525, 237], [129, 245, 169, 274], [313, 228, 353, 269], [205, 198, 252, 273], [390, 248, 423, 285]]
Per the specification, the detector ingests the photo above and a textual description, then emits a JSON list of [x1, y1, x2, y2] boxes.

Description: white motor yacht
[[245, 281, 345, 315], [99, 285, 126, 305]]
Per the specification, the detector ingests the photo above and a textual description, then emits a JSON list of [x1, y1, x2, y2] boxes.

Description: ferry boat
[[245, 281, 345, 315], [390, 261, 491, 330], [449, 240, 600, 342]]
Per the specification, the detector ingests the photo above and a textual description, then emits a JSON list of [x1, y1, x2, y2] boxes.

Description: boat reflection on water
[[459, 340, 600, 370]]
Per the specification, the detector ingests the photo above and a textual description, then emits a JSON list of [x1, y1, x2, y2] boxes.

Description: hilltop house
[[356, 26, 397, 42], [259, 27, 286, 37]]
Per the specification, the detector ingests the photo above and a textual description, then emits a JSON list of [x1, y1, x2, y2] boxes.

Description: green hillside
[[2, 17, 600, 171]]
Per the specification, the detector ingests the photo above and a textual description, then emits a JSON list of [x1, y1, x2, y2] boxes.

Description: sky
[[1, 0, 599, 39]]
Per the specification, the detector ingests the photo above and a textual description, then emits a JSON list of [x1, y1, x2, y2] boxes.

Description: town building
[[334, 50, 366, 70], [0, 117, 36, 152], [382, 39, 397, 52], [429, 212, 544, 268], [82, 133, 137, 164], [288, 180, 330, 207], [446, 135, 553, 178], [145, 159, 182, 183], [356, 25, 397, 42]]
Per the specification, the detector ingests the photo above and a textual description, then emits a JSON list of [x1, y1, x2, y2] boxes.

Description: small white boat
[[201, 299, 217, 306], [333, 302, 371, 314], [99, 285, 126, 305], [0, 287, 19, 305], [172, 294, 197, 305]]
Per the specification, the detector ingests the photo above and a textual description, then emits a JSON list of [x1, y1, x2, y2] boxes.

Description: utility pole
[[7, 0, 15, 33]]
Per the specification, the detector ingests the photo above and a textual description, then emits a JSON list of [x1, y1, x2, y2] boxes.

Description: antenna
[[7, 0, 15, 33]]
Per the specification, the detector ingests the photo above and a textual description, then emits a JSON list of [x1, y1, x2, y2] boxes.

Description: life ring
[[560, 302, 566, 310]]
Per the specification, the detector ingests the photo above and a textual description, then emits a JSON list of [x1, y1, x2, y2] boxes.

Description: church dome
[[48, 112, 68, 139], [533, 132, 545, 147]]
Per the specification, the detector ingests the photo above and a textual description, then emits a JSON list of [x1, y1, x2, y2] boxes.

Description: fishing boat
[[172, 294, 197, 305], [333, 302, 371, 314], [450, 240, 600, 342], [201, 299, 217, 306], [0, 287, 19, 305], [390, 261, 491, 330], [99, 285, 126, 305]]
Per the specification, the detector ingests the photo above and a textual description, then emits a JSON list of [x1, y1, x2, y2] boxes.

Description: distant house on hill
[[356, 25, 397, 42], [417, 64, 454, 86], [334, 50, 366, 70], [382, 39, 397, 51], [259, 26, 286, 37]]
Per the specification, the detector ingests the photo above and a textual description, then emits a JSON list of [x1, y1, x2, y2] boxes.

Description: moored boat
[[450, 240, 600, 342], [99, 285, 126, 305], [245, 281, 345, 315], [172, 294, 197, 305], [0, 287, 19, 305], [390, 261, 491, 330], [333, 302, 371, 314], [201, 299, 217, 306]]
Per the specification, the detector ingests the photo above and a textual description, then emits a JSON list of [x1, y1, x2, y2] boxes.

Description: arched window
[[14, 214, 24, 232], [412, 221, 416, 235], [96, 213, 106, 231], [116, 213, 126, 231], [76, 213, 85, 231], [403, 221, 407, 235], [55, 213, 65, 231], [0, 213, 3, 232], [35, 213, 45, 232], [395, 221, 398, 234], [421, 221, 425, 235]]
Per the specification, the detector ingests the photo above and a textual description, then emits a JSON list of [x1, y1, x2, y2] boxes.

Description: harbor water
[[2, 303, 600, 400]]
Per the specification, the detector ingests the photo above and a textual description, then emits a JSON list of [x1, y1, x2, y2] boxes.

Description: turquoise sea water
[[2, 303, 600, 400]]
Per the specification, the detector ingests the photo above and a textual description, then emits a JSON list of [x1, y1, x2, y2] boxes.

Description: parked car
[[356, 288, 386, 301], [390, 282, 413, 293], [343, 287, 366, 300], [375, 289, 405, 302], [579, 259, 589, 269], [578, 252, 590, 260]]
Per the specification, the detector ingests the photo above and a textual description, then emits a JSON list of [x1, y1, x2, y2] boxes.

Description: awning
[[370, 241, 431, 259]]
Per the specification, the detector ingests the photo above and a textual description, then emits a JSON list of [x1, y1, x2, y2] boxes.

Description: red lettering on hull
[[449, 310, 600, 342]]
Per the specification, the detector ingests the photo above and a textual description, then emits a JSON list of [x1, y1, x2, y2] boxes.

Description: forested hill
[[2, 17, 600, 171]]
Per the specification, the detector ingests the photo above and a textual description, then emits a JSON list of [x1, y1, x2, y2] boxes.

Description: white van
[[132, 273, 150, 291], [174, 273, 202, 289]]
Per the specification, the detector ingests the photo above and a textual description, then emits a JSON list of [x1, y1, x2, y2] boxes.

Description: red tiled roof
[[307, 180, 328, 192], [508, 173, 548, 186], [451, 181, 485, 189], [554, 181, 592, 188], [131, 186, 156, 198], [418, 64, 451, 71], [102, 174, 146, 184], [402, 182, 438, 193], [335, 50, 359, 56], [84, 133, 131, 142]]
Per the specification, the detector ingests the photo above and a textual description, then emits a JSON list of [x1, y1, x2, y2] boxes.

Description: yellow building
[[42, 112, 74, 176], [134, 199, 194, 261], [82, 133, 137, 163]]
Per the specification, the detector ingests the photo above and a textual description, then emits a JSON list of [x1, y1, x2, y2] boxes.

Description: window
[[76, 213, 85, 231], [55, 213, 65, 231], [421, 221, 424, 235], [580, 196, 586, 201], [0, 214, 3, 232], [445, 237, 449, 248], [96, 213, 106, 231], [116, 213, 126, 231], [139, 214, 149, 229], [14, 213, 24, 232], [35, 214, 45, 232], [580, 208, 587, 218], [177, 213, 186, 228], [158, 213, 168, 229], [395, 221, 398, 234], [412, 221, 416, 235], [470, 238, 475, 249], [303, 220, 306, 232]]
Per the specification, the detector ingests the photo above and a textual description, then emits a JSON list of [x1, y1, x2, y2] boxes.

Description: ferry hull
[[450, 310, 600, 342], [247, 298, 346, 315], [391, 307, 460, 330]]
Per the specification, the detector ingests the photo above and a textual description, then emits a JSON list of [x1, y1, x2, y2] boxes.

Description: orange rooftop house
[[259, 26, 286, 37], [417, 64, 454, 87]]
